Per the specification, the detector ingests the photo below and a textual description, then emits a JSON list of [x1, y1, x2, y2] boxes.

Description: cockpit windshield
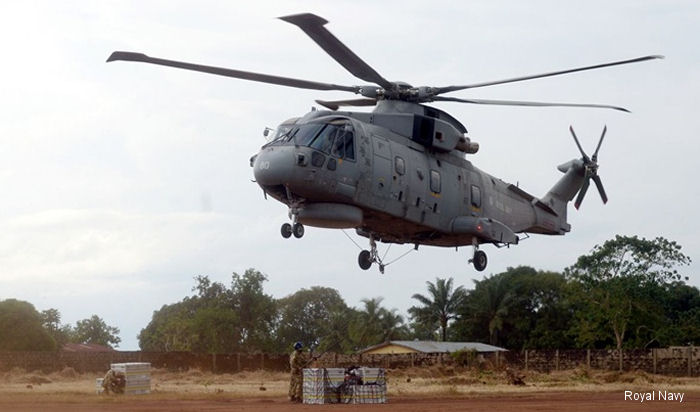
[[273, 120, 355, 160]]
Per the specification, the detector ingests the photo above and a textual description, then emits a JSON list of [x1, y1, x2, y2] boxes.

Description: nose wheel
[[280, 222, 304, 239]]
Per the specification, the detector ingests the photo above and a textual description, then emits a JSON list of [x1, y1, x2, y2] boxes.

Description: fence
[[0, 347, 696, 376]]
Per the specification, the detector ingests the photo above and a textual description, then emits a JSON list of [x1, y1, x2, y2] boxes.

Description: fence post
[[334, 352, 338, 368], [653, 348, 657, 374], [555, 350, 559, 371], [688, 346, 693, 377], [212, 353, 217, 373], [586, 349, 590, 369], [261, 353, 265, 370], [411, 353, 415, 368], [236, 353, 241, 372], [524, 350, 528, 372]]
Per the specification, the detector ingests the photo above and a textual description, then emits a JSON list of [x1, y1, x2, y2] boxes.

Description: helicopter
[[107, 13, 661, 273]]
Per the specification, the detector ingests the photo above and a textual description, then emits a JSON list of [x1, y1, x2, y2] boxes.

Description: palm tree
[[467, 274, 515, 345], [349, 297, 407, 350], [409, 277, 467, 341]]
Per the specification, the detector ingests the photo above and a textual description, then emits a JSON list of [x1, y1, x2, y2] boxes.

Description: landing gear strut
[[358, 235, 385, 273], [468, 240, 488, 272]]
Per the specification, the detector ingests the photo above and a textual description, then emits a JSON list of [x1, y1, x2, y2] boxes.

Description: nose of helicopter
[[251, 146, 296, 187]]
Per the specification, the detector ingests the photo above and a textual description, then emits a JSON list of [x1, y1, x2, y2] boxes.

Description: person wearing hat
[[288, 341, 307, 403]]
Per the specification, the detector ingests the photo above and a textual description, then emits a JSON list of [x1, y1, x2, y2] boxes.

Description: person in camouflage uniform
[[101, 369, 126, 394], [288, 341, 307, 403]]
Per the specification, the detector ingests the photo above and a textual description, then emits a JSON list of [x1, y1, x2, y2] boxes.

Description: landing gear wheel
[[358, 250, 372, 270], [292, 223, 305, 238], [281, 223, 292, 239], [473, 250, 488, 272]]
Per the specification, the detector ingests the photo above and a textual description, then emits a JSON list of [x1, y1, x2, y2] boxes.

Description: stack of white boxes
[[303, 368, 345, 404], [302, 367, 387, 404], [351, 367, 386, 404], [110, 362, 151, 395]]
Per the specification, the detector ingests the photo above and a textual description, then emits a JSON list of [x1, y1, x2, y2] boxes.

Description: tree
[[73, 315, 121, 348], [453, 267, 572, 349], [275, 286, 351, 353], [348, 297, 408, 350], [139, 269, 277, 353], [0, 299, 56, 351], [408, 277, 466, 341], [40, 308, 74, 347], [565, 235, 691, 350], [229, 269, 277, 351], [463, 273, 515, 346]]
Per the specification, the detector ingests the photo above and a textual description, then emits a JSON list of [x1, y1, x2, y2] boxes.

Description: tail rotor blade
[[569, 126, 589, 161], [592, 125, 607, 162], [592, 175, 608, 204], [574, 179, 590, 210]]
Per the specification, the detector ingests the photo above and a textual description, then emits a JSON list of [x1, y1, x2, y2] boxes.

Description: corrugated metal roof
[[62, 343, 116, 352], [362, 340, 507, 353]]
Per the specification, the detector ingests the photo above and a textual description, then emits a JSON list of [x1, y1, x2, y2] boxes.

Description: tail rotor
[[569, 125, 608, 209]]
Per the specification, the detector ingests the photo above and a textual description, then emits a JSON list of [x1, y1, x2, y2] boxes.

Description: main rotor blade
[[435, 55, 664, 95], [575, 179, 590, 210], [592, 175, 608, 204], [433, 96, 629, 112], [279, 13, 394, 90], [106, 51, 359, 93], [592, 125, 607, 162], [315, 98, 377, 110]]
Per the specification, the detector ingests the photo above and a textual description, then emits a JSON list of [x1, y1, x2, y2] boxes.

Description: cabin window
[[430, 170, 441, 193], [471, 185, 481, 208], [395, 156, 405, 175]]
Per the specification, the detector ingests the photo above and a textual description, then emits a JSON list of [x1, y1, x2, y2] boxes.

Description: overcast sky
[[1, 1, 698, 350]]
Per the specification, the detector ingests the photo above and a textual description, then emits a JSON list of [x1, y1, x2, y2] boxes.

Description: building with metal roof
[[360, 340, 507, 355]]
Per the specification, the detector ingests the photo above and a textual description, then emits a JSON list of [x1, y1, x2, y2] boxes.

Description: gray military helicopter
[[107, 13, 661, 273]]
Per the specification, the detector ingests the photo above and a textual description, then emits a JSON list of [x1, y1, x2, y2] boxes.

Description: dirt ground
[[1, 367, 697, 411], [2, 392, 698, 411]]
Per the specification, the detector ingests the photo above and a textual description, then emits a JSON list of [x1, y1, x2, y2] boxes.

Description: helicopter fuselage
[[252, 101, 571, 249]]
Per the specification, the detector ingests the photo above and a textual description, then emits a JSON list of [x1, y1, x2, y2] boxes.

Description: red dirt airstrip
[[2, 392, 698, 412]]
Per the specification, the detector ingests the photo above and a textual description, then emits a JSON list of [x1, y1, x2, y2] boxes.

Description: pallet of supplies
[[110, 362, 151, 395], [302, 367, 387, 404]]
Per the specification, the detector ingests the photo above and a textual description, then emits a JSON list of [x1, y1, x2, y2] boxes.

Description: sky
[[1, 0, 698, 350]]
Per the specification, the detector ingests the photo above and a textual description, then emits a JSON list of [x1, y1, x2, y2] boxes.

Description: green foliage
[[408, 277, 467, 341], [453, 266, 572, 349], [451, 348, 478, 367], [0, 299, 56, 351], [347, 297, 409, 351], [40, 308, 74, 347], [565, 235, 692, 349], [139, 269, 276, 353], [73, 315, 121, 348], [275, 286, 352, 353]]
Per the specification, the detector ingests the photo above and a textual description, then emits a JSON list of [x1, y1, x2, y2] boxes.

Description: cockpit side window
[[293, 120, 355, 161], [342, 130, 355, 161], [310, 124, 338, 153]]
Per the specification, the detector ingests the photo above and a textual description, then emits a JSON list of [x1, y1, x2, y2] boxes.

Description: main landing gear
[[468, 239, 488, 272], [358, 235, 385, 274]]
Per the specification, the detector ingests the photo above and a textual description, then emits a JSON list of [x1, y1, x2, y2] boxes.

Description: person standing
[[288, 341, 307, 403]]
